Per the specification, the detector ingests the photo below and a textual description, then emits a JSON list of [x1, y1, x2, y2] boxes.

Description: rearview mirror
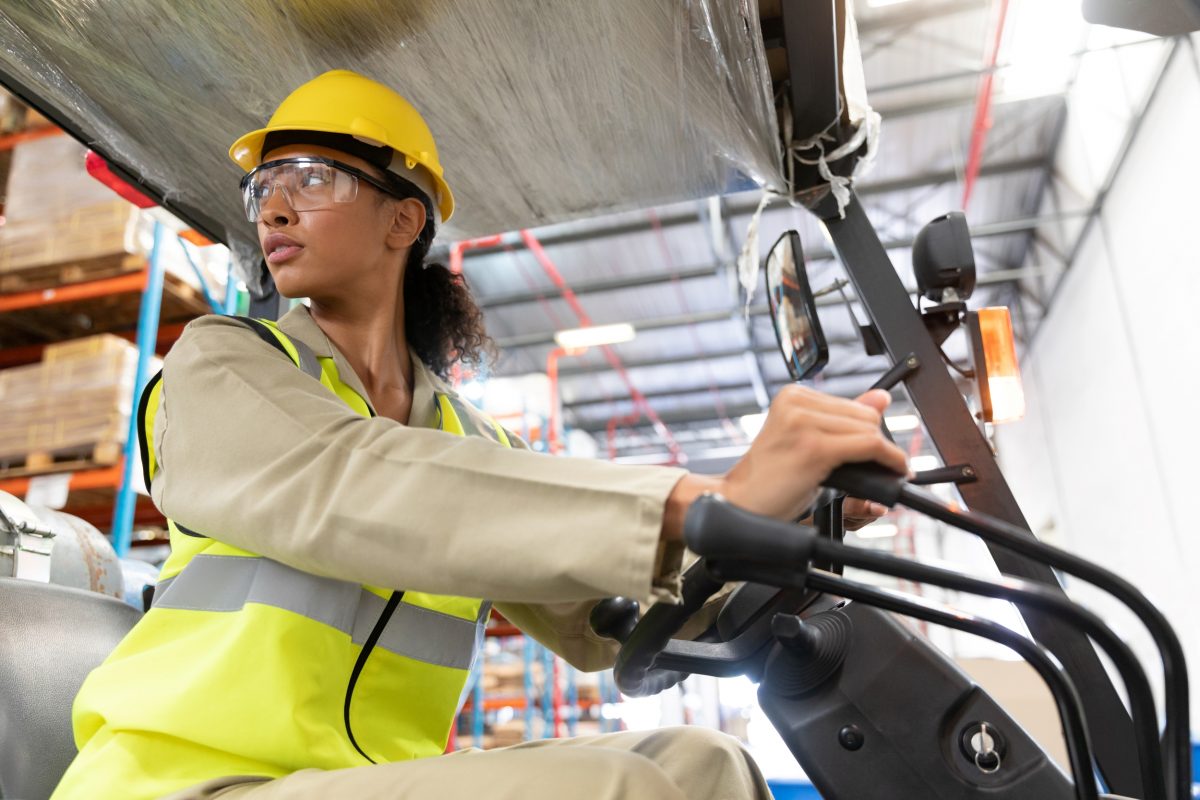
[[766, 231, 828, 382]]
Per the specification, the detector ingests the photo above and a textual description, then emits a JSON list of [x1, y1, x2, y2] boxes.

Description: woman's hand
[[662, 387, 908, 540], [841, 497, 891, 531]]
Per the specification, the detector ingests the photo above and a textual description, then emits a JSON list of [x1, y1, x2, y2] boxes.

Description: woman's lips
[[267, 245, 303, 264]]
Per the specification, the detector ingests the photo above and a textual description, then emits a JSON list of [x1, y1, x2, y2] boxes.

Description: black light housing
[[913, 212, 976, 303]]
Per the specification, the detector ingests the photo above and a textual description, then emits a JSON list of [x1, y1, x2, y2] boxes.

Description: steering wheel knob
[[589, 597, 641, 644]]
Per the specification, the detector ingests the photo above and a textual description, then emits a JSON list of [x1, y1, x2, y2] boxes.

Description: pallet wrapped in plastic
[[0, 1, 783, 292]]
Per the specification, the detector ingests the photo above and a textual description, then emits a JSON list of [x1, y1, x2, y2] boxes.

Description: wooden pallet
[[0, 252, 145, 294], [0, 440, 122, 480]]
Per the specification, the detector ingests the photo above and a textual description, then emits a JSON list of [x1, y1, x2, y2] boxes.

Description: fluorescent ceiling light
[[867, 0, 914, 6], [856, 522, 898, 539], [554, 323, 636, 350], [884, 414, 920, 432]]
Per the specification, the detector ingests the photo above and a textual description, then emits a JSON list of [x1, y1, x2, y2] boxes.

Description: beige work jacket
[[149, 304, 693, 671]]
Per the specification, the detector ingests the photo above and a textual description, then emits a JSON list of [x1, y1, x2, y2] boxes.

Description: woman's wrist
[[661, 473, 723, 543]]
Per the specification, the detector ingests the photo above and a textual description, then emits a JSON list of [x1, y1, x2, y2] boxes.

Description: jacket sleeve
[[151, 314, 687, 605], [492, 431, 735, 672]]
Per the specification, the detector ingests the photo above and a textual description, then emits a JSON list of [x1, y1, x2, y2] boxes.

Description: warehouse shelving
[[0, 160, 237, 553], [448, 610, 610, 752]]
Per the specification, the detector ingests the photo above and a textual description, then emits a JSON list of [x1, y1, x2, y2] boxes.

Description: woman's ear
[[386, 197, 427, 250]]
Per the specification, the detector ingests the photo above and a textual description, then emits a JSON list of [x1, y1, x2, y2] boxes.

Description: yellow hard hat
[[229, 69, 454, 223]]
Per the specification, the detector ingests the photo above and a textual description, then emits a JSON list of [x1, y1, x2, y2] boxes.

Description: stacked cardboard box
[[0, 334, 159, 467], [0, 134, 225, 291]]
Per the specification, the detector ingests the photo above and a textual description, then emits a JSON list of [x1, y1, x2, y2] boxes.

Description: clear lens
[[242, 159, 360, 222]]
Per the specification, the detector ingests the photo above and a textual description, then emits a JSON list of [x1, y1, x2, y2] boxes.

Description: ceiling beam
[[480, 265, 721, 310], [491, 238, 1063, 351], [564, 368, 888, 411], [459, 156, 1047, 265]]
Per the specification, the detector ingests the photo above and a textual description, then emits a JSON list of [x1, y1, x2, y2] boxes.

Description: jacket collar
[[274, 303, 444, 430]]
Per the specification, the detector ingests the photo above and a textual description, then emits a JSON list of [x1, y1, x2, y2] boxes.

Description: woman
[[53, 70, 906, 800]]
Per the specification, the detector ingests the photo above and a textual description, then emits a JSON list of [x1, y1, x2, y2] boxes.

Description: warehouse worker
[[52, 70, 906, 800]]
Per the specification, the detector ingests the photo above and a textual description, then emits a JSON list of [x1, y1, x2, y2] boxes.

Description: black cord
[[344, 590, 404, 763]]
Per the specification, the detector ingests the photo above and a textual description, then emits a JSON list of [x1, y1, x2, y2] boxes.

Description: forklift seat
[[0, 578, 141, 800]]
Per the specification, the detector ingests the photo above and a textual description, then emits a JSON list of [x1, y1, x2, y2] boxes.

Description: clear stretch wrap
[[0, 1, 783, 289]]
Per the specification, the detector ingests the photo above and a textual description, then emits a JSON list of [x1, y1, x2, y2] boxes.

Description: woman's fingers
[[853, 389, 893, 415], [825, 432, 909, 476], [776, 385, 884, 427]]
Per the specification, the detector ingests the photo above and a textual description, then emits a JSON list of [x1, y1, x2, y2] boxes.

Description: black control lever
[[824, 462, 907, 507], [685, 495, 818, 565]]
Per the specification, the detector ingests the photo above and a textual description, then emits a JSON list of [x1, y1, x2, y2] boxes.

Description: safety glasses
[[239, 156, 400, 222]]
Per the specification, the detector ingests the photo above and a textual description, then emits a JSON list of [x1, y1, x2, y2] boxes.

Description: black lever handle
[[684, 494, 817, 564], [824, 462, 907, 507]]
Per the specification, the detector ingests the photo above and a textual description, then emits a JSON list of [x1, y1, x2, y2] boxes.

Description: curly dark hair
[[403, 220, 494, 378], [394, 195, 494, 379]]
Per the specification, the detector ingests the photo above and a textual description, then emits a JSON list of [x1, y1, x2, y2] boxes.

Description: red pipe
[[546, 346, 584, 455], [961, 0, 1011, 211], [520, 229, 685, 464], [605, 411, 642, 461], [449, 234, 505, 275]]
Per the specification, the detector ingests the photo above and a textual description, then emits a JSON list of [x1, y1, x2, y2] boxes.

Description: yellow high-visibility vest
[[52, 317, 512, 800]]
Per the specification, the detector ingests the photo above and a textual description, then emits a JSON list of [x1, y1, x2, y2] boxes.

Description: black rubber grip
[[823, 462, 907, 507], [684, 494, 817, 565]]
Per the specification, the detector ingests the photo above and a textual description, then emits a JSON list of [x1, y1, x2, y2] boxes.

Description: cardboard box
[[0, 135, 226, 293], [0, 334, 158, 464]]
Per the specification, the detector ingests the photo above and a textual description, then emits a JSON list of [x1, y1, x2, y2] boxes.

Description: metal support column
[[523, 637, 536, 741], [471, 661, 485, 747], [821, 193, 1141, 795], [223, 260, 239, 316], [541, 646, 555, 738], [565, 665, 578, 737], [112, 222, 168, 555]]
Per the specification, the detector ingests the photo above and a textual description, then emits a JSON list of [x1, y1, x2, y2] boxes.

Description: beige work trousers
[[180, 727, 773, 800]]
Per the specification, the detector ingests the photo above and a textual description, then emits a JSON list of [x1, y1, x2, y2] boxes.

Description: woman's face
[[254, 143, 423, 302]]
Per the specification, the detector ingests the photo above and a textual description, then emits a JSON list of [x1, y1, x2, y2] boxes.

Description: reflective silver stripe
[[290, 338, 323, 382], [353, 591, 481, 670], [153, 555, 479, 669]]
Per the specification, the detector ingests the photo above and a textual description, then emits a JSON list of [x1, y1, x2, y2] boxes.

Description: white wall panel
[[996, 40, 1200, 730]]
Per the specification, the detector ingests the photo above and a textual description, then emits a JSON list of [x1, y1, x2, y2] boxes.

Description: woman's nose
[[260, 183, 297, 226]]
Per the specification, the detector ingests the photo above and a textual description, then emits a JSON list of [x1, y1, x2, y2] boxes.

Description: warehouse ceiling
[[0, 0, 1160, 467], [461, 0, 1127, 467]]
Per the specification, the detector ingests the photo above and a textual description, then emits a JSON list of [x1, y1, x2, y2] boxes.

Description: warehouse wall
[[995, 37, 1200, 731]]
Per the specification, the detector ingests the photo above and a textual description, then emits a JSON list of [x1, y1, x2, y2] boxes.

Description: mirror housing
[[766, 231, 829, 382]]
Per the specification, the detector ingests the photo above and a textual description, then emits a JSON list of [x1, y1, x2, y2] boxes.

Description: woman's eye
[[300, 170, 329, 188]]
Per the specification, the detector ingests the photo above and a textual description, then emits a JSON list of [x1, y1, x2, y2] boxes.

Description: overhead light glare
[[856, 523, 898, 539], [738, 413, 767, 440], [885, 414, 920, 432], [554, 323, 636, 350], [911, 455, 940, 472]]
